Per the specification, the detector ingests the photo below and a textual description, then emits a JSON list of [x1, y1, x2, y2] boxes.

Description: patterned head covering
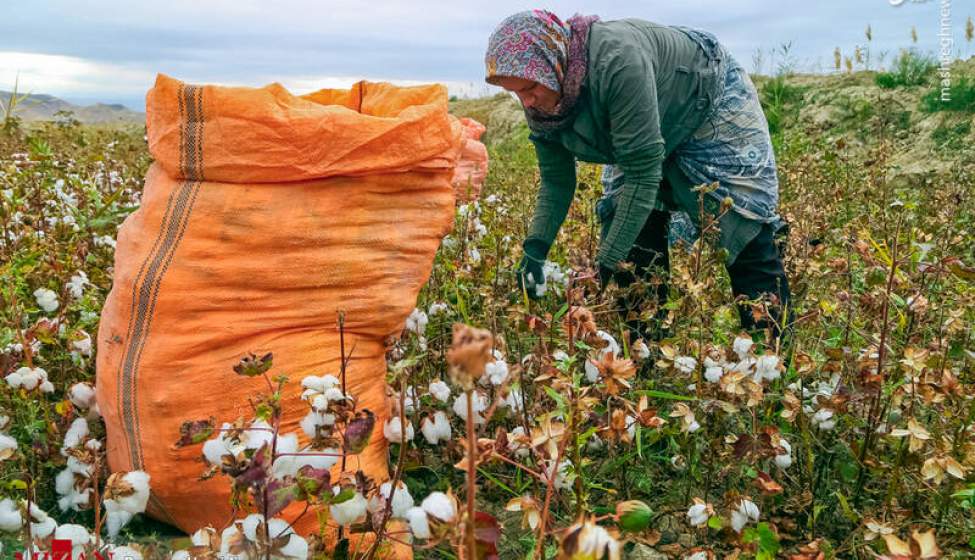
[[485, 10, 599, 135]]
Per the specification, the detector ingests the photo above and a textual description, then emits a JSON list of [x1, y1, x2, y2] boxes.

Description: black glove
[[517, 239, 550, 300], [597, 262, 615, 292]]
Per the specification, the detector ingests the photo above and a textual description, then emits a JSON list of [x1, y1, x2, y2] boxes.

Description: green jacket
[[527, 19, 723, 268]]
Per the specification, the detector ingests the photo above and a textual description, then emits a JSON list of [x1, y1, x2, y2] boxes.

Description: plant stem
[[465, 389, 477, 560]]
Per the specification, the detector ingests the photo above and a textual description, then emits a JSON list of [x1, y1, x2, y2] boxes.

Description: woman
[[484, 10, 790, 338]]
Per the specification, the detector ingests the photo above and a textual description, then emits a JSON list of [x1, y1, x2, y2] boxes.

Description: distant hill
[[0, 91, 144, 124]]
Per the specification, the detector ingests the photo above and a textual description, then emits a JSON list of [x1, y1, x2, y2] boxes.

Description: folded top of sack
[[146, 74, 463, 184]]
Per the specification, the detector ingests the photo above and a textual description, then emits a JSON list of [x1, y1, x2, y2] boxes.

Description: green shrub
[[874, 49, 938, 88], [921, 76, 975, 113], [760, 75, 804, 136], [930, 118, 971, 151]]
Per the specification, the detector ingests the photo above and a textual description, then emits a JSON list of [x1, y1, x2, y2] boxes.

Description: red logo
[[14, 539, 114, 560]]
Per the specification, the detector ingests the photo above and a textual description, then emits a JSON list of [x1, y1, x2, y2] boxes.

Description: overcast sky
[[1, 0, 969, 111]]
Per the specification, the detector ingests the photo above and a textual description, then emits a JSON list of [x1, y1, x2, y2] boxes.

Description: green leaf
[[330, 487, 356, 505], [707, 515, 723, 530], [835, 491, 859, 523], [543, 386, 567, 409]]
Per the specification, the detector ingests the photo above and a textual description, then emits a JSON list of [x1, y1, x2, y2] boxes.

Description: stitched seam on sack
[[119, 82, 203, 526]]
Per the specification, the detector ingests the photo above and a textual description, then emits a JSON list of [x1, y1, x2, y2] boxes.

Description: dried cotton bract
[[446, 323, 494, 390]]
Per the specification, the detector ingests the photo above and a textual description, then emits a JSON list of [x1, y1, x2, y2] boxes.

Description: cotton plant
[[214, 514, 309, 559], [55, 417, 102, 513], [33, 288, 59, 313], [5, 366, 55, 394], [584, 330, 620, 383], [102, 470, 151, 538], [420, 411, 452, 445], [730, 498, 761, 533], [67, 271, 89, 300]]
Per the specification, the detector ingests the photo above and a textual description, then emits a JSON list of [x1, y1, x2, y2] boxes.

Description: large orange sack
[[95, 74, 475, 542]]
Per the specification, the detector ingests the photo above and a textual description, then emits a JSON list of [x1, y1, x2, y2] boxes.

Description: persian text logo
[[13, 539, 115, 560]]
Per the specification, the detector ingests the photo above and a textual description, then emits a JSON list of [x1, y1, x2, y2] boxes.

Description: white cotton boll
[[241, 513, 263, 541], [330, 490, 367, 526], [55, 467, 76, 496], [704, 366, 724, 384], [39, 380, 55, 394], [109, 545, 143, 560], [428, 380, 451, 403], [483, 358, 509, 386], [675, 356, 698, 374], [584, 360, 600, 384], [420, 411, 452, 445], [54, 523, 92, 556], [244, 420, 274, 450], [428, 302, 449, 316], [420, 491, 456, 522], [4, 371, 23, 389], [813, 408, 836, 430], [468, 247, 481, 265], [632, 340, 651, 360], [58, 488, 91, 513], [594, 331, 620, 358], [508, 426, 530, 458], [69, 382, 96, 409], [731, 499, 760, 531], [730, 508, 748, 533], [30, 508, 57, 539], [686, 503, 708, 527], [323, 387, 346, 404], [405, 506, 431, 539], [687, 418, 701, 433], [0, 498, 22, 531], [543, 460, 574, 491], [380, 481, 415, 518], [733, 335, 754, 359], [67, 271, 88, 300], [300, 411, 330, 439], [275, 531, 308, 559], [310, 394, 328, 412], [552, 350, 569, 363], [503, 388, 524, 413], [33, 288, 59, 313], [202, 437, 230, 465], [66, 456, 93, 476], [473, 219, 487, 238], [405, 308, 428, 335], [220, 525, 241, 555], [775, 452, 793, 469], [452, 392, 488, 425], [172, 551, 190, 560], [383, 417, 414, 443], [109, 471, 151, 514], [626, 415, 637, 441], [754, 355, 781, 382], [0, 433, 17, 457], [441, 236, 457, 250], [72, 332, 93, 357], [401, 385, 418, 415], [63, 417, 89, 449], [18, 367, 46, 391], [533, 279, 547, 298]]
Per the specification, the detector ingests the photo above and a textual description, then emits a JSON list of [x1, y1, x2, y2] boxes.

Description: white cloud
[[0, 51, 155, 97]]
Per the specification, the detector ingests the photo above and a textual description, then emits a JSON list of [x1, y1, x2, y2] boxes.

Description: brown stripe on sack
[[118, 81, 204, 526]]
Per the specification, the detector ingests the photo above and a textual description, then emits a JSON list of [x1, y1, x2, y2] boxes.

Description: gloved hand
[[597, 262, 615, 292], [516, 239, 550, 300]]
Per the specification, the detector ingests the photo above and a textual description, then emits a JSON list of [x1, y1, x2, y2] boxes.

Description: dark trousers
[[614, 208, 791, 339]]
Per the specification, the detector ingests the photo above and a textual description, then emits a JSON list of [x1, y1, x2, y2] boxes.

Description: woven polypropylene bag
[[96, 74, 475, 548]]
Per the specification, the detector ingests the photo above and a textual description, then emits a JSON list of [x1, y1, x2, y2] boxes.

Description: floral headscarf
[[485, 10, 599, 135]]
